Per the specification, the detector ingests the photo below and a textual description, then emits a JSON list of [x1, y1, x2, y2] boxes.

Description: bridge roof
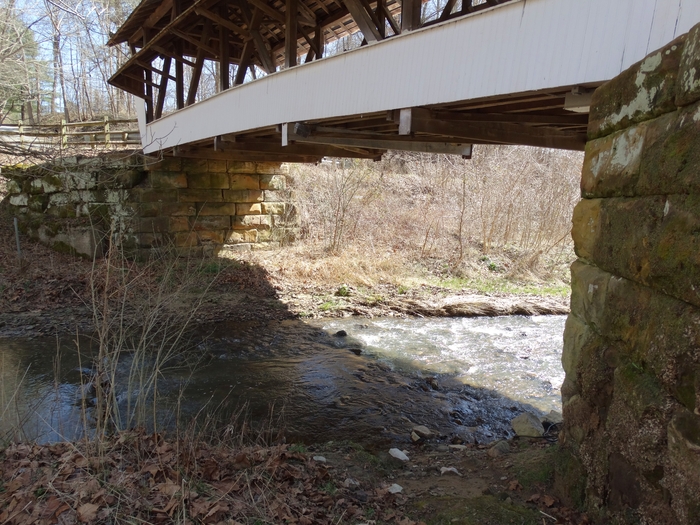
[[110, 0, 700, 161]]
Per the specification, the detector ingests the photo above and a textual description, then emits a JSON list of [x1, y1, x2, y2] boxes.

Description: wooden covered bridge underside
[[108, 0, 700, 162]]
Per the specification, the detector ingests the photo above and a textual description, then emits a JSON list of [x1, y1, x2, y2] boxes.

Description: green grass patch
[[434, 276, 570, 297]]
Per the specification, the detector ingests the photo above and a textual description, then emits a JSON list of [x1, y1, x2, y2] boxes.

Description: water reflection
[[0, 315, 565, 446]]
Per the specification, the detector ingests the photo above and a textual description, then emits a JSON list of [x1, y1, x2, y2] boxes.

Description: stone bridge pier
[[560, 23, 700, 524], [4, 157, 296, 259]]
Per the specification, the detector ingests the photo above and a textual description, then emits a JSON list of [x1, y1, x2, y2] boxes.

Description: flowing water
[[0, 315, 566, 447]]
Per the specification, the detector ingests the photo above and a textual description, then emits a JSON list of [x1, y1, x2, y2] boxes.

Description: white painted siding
[[143, 0, 700, 153]]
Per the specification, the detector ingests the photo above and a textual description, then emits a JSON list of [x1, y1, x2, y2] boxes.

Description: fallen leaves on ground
[[0, 431, 419, 525]]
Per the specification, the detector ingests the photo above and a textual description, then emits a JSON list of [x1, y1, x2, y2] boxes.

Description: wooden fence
[[0, 117, 141, 151]]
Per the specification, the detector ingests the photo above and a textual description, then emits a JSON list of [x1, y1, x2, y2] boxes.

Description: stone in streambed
[[487, 440, 511, 457], [389, 448, 410, 461], [511, 412, 545, 437], [412, 425, 433, 439]]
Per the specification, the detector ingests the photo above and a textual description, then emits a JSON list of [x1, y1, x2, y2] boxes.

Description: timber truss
[[109, 0, 592, 161]]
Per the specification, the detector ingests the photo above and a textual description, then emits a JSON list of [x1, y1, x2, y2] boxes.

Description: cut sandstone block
[[588, 35, 686, 139]]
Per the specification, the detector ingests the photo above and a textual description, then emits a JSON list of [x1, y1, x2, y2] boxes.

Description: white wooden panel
[[144, 0, 700, 153]]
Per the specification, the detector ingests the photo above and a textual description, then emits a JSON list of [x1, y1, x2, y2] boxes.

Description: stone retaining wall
[[560, 23, 700, 524], [2, 154, 296, 258]]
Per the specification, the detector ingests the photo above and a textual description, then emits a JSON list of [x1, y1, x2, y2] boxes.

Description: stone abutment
[[560, 23, 700, 524], [2, 155, 296, 259]]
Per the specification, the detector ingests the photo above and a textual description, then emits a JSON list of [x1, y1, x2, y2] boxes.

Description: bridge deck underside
[[170, 87, 591, 163]]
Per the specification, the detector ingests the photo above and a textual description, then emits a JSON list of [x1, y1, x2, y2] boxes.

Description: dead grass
[[225, 146, 582, 296]]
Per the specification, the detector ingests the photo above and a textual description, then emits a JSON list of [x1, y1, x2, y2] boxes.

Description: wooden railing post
[[60, 119, 67, 149], [104, 116, 110, 146], [18, 120, 23, 147]]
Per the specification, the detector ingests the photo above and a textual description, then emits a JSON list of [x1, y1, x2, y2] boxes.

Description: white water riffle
[[309, 315, 567, 414]]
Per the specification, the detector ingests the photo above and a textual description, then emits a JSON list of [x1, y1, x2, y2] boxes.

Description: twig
[[539, 510, 557, 521]]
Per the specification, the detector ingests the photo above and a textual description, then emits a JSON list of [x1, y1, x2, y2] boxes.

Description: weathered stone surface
[[230, 174, 260, 190], [260, 174, 286, 190], [168, 216, 190, 232], [236, 203, 261, 215], [227, 161, 258, 174], [144, 157, 181, 172], [638, 102, 700, 195], [511, 412, 544, 437], [572, 195, 700, 309], [196, 202, 237, 216], [136, 189, 178, 203], [226, 230, 258, 244], [562, 314, 593, 386], [177, 189, 223, 202], [150, 172, 188, 189], [262, 202, 285, 215], [589, 35, 686, 139], [223, 189, 263, 202], [5, 157, 294, 257], [136, 217, 169, 233], [187, 172, 229, 189], [233, 215, 271, 229], [677, 23, 700, 107], [189, 215, 230, 231], [255, 162, 285, 175], [174, 232, 199, 247], [581, 124, 647, 198]]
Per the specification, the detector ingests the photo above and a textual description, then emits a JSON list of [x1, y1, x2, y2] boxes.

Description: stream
[[0, 315, 566, 447]]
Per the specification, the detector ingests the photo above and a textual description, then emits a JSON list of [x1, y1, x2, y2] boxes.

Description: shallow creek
[[0, 315, 566, 447]]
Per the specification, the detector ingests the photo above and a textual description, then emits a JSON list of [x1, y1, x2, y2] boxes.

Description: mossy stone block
[[677, 23, 700, 107], [588, 35, 686, 140], [638, 101, 700, 195]]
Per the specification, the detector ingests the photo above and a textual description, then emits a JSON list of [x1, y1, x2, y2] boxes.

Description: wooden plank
[[285, 0, 298, 68], [344, 0, 382, 42], [196, 7, 251, 39]]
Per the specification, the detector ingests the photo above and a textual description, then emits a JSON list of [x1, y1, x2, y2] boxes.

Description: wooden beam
[[399, 108, 586, 150], [152, 45, 196, 67], [293, 133, 472, 155], [439, 0, 457, 21], [285, 0, 298, 68], [175, 41, 184, 109], [344, 0, 382, 42], [186, 20, 213, 106], [430, 110, 590, 126], [247, 0, 285, 23], [135, 59, 176, 81], [379, 1, 400, 35], [220, 137, 383, 158], [196, 7, 251, 39], [172, 29, 218, 57], [155, 56, 171, 118], [172, 148, 323, 163], [219, 4, 230, 91], [401, 0, 421, 31], [144, 0, 174, 29]]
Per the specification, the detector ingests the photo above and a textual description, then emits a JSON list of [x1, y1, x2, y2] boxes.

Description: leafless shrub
[[289, 146, 582, 280]]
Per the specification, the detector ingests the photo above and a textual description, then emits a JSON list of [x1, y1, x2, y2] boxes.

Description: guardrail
[[0, 117, 141, 151]]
